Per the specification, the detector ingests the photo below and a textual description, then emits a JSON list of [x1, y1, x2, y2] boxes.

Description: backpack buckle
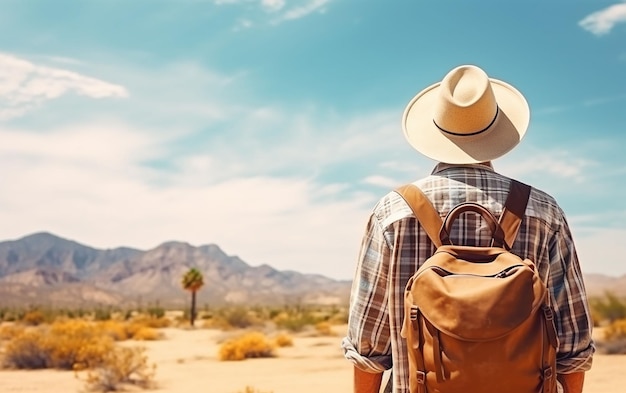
[[410, 305, 419, 321], [543, 366, 553, 379], [543, 305, 554, 321], [416, 370, 426, 384]]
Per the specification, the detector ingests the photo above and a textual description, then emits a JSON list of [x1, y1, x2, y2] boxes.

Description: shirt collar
[[431, 162, 495, 175]]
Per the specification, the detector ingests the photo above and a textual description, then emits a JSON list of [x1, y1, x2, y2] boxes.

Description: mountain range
[[0, 232, 623, 309], [0, 232, 351, 308]]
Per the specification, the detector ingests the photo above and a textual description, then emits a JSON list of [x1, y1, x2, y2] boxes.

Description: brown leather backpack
[[396, 180, 558, 393]]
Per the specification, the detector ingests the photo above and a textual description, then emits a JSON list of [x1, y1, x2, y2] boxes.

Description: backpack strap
[[395, 184, 443, 248], [397, 180, 531, 250], [496, 180, 531, 249]]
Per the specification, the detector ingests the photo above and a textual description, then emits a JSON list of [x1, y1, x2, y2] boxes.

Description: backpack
[[396, 180, 558, 393]]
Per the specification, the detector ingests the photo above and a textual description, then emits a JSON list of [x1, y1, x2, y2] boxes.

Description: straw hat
[[402, 65, 530, 164]]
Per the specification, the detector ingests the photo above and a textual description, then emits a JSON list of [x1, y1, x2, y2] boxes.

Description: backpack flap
[[409, 250, 548, 341]]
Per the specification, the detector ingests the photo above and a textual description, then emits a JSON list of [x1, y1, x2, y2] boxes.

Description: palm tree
[[181, 267, 204, 327]]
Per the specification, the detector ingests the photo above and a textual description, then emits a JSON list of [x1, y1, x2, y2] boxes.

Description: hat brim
[[402, 78, 530, 164]]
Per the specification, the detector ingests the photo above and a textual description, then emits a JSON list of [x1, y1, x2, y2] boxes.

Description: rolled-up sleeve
[[549, 211, 595, 374], [342, 212, 392, 373]]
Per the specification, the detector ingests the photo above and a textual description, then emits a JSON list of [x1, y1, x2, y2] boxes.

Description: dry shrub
[[81, 346, 156, 392], [219, 332, 275, 361], [0, 323, 25, 341], [272, 310, 320, 332], [210, 307, 260, 330], [2, 319, 160, 370], [604, 318, 626, 341], [590, 293, 626, 324], [21, 310, 47, 326], [598, 318, 626, 354], [315, 321, 335, 336], [130, 326, 161, 341], [98, 320, 160, 341], [3, 329, 51, 369], [274, 332, 293, 347], [3, 321, 115, 369], [597, 319, 626, 354], [98, 321, 129, 341], [327, 307, 349, 325], [3, 319, 157, 391], [239, 386, 273, 393], [131, 315, 170, 329], [43, 320, 114, 369]]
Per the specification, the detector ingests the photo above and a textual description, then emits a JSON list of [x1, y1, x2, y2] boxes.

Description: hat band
[[433, 106, 500, 137]]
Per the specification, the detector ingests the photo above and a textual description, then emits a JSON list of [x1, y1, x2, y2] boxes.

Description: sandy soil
[[0, 326, 624, 393]]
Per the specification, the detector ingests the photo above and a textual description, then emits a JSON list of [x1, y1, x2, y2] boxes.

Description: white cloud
[[0, 54, 618, 281], [281, 0, 330, 21], [234, 18, 254, 30], [583, 93, 626, 107], [0, 53, 128, 120], [214, 0, 246, 4], [0, 121, 371, 280], [212, 0, 332, 27], [0, 123, 163, 169], [362, 175, 403, 189], [497, 149, 594, 183], [262, 0, 286, 12], [0, 53, 387, 280], [579, 3, 626, 36]]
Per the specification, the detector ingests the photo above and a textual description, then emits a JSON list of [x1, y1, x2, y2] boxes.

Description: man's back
[[343, 163, 594, 392], [344, 64, 593, 393]]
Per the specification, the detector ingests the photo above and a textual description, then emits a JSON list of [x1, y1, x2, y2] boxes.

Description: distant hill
[[582, 273, 626, 298], [0, 232, 622, 309], [0, 232, 351, 308]]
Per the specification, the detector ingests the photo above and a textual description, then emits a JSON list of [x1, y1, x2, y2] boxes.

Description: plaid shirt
[[342, 163, 594, 392]]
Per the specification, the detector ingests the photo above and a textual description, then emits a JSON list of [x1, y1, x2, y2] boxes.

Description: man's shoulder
[[371, 188, 416, 228], [371, 170, 565, 228]]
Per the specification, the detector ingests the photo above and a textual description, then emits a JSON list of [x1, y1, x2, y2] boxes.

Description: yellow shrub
[[604, 318, 626, 341], [131, 327, 161, 341], [3, 320, 115, 370], [274, 332, 293, 347], [239, 386, 273, 393], [218, 332, 275, 361], [98, 320, 130, 341], [124, 323, 159, 341], [131, 315, 170, 329], [21, 310, 46, 326], [3, 329, 50, 368], [0, 323, 25, 341], [48, 320, 115, 370], [315, 321, 334, 336]]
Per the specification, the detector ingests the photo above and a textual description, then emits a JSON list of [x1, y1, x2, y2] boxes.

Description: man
[[342, 65, 594, 393]]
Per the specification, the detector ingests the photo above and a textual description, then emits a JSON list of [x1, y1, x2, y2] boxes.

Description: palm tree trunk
[[190, 290, 197, 327]]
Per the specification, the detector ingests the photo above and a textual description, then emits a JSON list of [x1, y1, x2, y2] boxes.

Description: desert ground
[[0, 325, 624, 393]]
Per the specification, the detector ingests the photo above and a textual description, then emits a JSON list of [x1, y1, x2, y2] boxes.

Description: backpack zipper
[[430, 265, 523, 278]]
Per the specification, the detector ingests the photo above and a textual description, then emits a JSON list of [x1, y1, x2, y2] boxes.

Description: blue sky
[[1, 0, 625, 280]]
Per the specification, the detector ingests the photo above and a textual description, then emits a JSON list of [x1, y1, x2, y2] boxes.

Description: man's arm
[[354, 366, 383, 393], [343, 212, 393, 380], [548, 209, 594, 379], [558, 372, 585, 393]]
